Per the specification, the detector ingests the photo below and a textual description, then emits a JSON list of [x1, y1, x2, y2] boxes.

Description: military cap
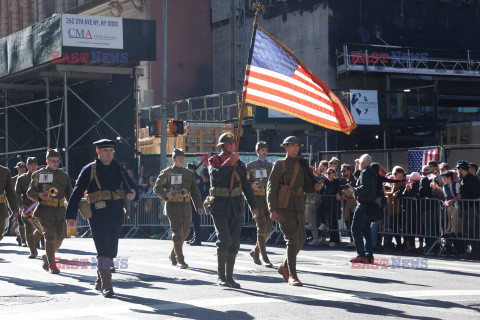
[[93, 139, 116, 149], [15, 161, 26, 168], [26, 157, 38, 165], [46, 148, 60, 158], [280, 136, 303, 147], [255, 141, 268, 151], [456, 160, 469, 170], [172, 148, 185, 158], [217, 132, 235, 146]]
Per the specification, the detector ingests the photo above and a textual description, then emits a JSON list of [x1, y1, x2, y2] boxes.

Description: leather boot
[[169, 247, 177, 266], [287, 245, 302, 286], [258, 235, 273, 268], [278, 257, 289, 282], [94, 269, 102, 291], [16, 235, 22, 246], [42, 255, 49, 271], [99, 257, 114, 298], [225, 252, 240, 288], [27, 231, 40, 258], [217, 249, 228, 287], [249, 244, 261, 265], [174, 242, 188, 269]]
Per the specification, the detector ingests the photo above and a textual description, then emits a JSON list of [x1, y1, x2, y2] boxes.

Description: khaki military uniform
[[0, 166, 19, 241], [27, 167, 72, 271], [16, 171, 42, 253], [246, 158, 273, 265], [12, 173, 27, 245], [154, 165, 202, 267], [267, 156, 316, 281]]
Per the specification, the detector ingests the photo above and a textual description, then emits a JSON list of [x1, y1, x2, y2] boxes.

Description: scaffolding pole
[[46, 78, 50, 148], [64, 72, 69, 172], [4, 92, 7, 166]]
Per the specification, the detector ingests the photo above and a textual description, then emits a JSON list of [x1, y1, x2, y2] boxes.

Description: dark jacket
[[418, 176, 433, 198], [460, 172, 480, 200], [354, 166, 376, 203]]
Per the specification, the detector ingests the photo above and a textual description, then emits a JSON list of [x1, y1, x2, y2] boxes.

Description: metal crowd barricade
[[130, 196, 169, 238], [449, 199, 480, 242]]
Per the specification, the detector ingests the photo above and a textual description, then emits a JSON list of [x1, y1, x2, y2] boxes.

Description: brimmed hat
[[172, 148, 185, 158], [15, 161, 26, 168], [456, 160, 469, 170], [280, 136, 303, 147], [217, 132, 235, 147], [46, 148, 60, 158], [93, 139, 116, 149], [26, 157, 37, 165]]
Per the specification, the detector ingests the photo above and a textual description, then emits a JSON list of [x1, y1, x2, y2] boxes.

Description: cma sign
[[68, 28, 92, 39]]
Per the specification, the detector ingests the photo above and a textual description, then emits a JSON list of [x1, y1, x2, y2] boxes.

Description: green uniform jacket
[[27, 167, 73, 221], [15, 171, 34, 207], [0, 166, 19, 219], [153, 166, 203, 210], [246, 158, 273, 192], [266, 156, 316, 213]]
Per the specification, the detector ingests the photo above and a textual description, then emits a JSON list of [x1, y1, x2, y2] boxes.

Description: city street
[[0, 236, 479, 319]]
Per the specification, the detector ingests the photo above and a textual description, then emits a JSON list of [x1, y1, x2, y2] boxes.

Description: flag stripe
[[245, 71, 337, 117], [247, 65, 332, 105], [245, 89, 341, 127]]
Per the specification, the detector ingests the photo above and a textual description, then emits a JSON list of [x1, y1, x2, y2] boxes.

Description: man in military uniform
[[267, 136, 322, 286], [154, 149, 203, 268], [207, 132, 258, 288], [15, 157, 42, 258], [66, 139, 136, 298], [246, 141, 273, 267], [13, 161, 27, 247], [27, 149, 72, 274], [0, 163, 19, 243]]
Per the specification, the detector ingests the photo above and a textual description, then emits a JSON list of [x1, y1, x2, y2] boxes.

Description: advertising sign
[[62, 14, 123, 49], [350, 90, 380, 125]]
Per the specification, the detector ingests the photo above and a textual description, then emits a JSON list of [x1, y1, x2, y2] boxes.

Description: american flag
[[408, 149, 438, 172], [243, 25, 356, 134]]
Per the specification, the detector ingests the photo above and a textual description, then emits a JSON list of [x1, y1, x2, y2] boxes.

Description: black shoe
[[225, 277, 241, 289], [110, 267, 116, 273], [365, 255, 374, 264], [28, 249, 38, 259], [102, 288, 114, 298], [22, 244, 28, 247], [189, 241, 201, 246], [16, 236, 22, 246]]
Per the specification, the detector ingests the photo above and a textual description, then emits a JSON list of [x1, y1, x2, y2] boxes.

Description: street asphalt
[[0, 235, 479, 319]]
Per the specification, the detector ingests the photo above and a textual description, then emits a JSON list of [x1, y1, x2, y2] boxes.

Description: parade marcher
[[15, 157, 42, 258], [267, 136, 322, 286], [27, 149, 72, 274], [13, 161, 27, 247], [66, 139, 136, 297], [186, 162, 204, 246], [153, 149, 203, 268], [0, 163, 19, 243], [206, 133, 258, 288], [246, 141, 274, 267]]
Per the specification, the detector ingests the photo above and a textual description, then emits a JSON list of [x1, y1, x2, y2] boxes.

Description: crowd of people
[[304, 156, 480, 261]]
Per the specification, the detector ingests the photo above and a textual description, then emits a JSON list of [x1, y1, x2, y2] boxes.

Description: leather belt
[[167, 194, 192, 202], [210, 187, 242, 197], [40, 197, 66, 207]]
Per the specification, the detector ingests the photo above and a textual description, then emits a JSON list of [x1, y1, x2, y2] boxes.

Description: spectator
[[402, 172, 422, 252], [337, 164, 356, 247], [469, 163, 479, 180], [127, 169, 139, 186], [328, 157, 340, 171], [438, 162, 450, 174], [317, 167, 341, 247], [384, 166, 408, 251], [350, 154, 376, 264], [428, 161, 439, 175], [456, 161, 480, 259], [418, 165, 441, 254]]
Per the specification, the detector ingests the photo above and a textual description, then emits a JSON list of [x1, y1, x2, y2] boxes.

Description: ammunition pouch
[[40, 197, 66, 207], [0, 193, 6, 203], [78, 199, 92, 220], [87, 189, 125, 204], [253, 189, 266, 196], [166, 194, 192, 202], [278, 185, 303, 209], [210, 187, 242, 197]]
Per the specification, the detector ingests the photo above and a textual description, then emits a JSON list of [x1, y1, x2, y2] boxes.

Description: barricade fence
[[67, 195, 479, 254]]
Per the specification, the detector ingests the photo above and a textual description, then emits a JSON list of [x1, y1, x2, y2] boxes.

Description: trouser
[[351, 203, 373, 257], [277, 208, 306, 277], [422, 208, 439, 250], [166, 202, 192, 261], [211, 202, 242, 254], [38, 218, 67, 269], [305, 195, 319, 239], [23, 215, 42, 252], [462, 206, 480, 257], [327, 206, 340, 244], [90, 213, 123, 259], [189, 203, 202, 242]]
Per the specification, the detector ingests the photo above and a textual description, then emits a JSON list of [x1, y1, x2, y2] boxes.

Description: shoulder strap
[[289, 160, 300, 190], [90, 162, 101, 189]]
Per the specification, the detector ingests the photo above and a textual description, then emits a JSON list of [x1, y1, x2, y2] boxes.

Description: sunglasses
[[341, 170, 348, 173], [328, 172, 335, 175]]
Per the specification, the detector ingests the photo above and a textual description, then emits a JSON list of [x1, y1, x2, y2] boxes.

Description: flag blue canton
[[251, 28, 298, 77], [408, 150, 424, 172]]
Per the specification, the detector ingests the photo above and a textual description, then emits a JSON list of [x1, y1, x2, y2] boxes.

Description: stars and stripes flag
[[408, 149, 439, 173], [242, 25, 356, 134], [23, 201, 39, 217]]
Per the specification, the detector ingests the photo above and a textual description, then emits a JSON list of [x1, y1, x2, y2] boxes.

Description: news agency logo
[[51, 51, 129, 64], [351, 257, 428, 270], [68, 28, 93, 39], [53, 257, 129, 270]]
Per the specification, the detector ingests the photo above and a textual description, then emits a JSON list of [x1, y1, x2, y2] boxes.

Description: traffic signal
[[168, 120, 185, 135]]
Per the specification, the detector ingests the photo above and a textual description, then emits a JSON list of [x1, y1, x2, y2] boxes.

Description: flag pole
[[234, 2, 265, 151]]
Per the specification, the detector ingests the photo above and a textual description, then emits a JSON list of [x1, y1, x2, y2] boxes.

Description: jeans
[[370, 198, 382, 248], [351, 203, 373, 257]]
